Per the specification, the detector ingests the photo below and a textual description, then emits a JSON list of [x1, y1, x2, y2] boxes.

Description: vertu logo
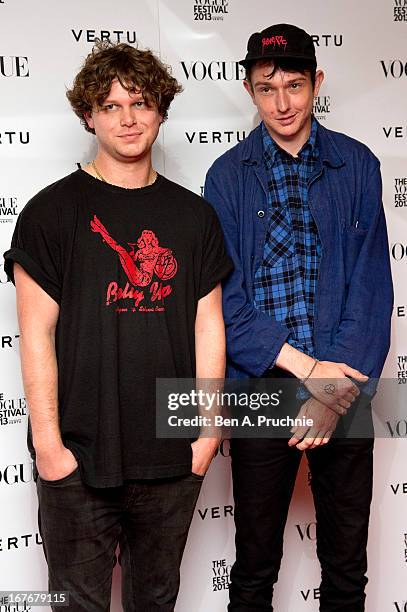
[[197, 505, 234, 520], [186, 130, 246, 144], [0, 131, 29, 145], [390, 482, 407, 494], [300, 587, 320, 601], [383, 126, 407, 138], [71, 29, 136, 44], [0, 532, 42, 551], [311, 34, 343, 47]]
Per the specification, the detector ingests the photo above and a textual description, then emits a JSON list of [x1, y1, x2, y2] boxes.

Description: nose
[[275, 88, 290, 114], [120, 106, 137, 127]]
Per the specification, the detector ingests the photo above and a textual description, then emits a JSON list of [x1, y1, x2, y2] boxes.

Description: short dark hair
[[245, 57, 316, 89], [66, 40, 183, 134]]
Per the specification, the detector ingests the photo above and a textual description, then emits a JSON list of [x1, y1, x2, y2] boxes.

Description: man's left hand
[[191, 437, 220, 476], [288, 398, 340, 450]]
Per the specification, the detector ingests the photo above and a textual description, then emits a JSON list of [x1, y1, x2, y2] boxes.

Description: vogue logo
[[186, 130, 246, 144], [0, 196, 18, 224], [311, 34, 343, 47], [214, 438, 231, 457], [386, 419, 407, 437], [394, 0, 407, 21], [0, 56, 29, 77], [0, 393, 27, 427], [313, 95, 331, 121], [71, 29, 136, 44], [296, 522, 317, 541], [212, 558, 231, 592], [381, 60, 407, 77], [0, 131, 29, 145], [395, 178, 407, 207], [180, 61, 245, 81], [391, 243, 407, 260], [0, 463, 33, 485], [394, 603, 407, 612], [397, 354, 407, 382], [193, 0, 229, 22]]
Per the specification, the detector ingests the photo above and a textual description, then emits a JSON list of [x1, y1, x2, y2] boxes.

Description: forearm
[[275, 342, 315, 379], [195, 285, 226, 441], [19, 328, 63, 455]]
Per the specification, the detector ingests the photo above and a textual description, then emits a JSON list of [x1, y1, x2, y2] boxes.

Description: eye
[[102, 103, 116, 111], [290, 83, 301, 90], [133, 100, 146, 108]]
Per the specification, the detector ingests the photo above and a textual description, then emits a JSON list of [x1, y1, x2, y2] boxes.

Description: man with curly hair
[[4, 42, 232, 611]]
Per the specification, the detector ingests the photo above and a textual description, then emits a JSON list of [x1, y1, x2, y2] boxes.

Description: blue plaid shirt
[[253, 118, 321, 358]]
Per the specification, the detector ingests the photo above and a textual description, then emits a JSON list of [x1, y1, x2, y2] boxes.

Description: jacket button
[[257, 210, 265, 218]]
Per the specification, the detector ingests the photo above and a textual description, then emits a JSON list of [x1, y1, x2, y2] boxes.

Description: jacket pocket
[[344, 226, 368, 283]]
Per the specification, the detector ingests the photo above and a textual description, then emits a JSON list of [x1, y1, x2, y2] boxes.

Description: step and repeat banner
[[1, 0, 406, 610]]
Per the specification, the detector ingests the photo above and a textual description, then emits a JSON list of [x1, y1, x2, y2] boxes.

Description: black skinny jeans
[[228, 436, 374, 612], [36, 469, 203, 611]]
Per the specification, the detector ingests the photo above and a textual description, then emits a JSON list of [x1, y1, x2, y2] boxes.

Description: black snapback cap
[[239, 23, 316, 69]]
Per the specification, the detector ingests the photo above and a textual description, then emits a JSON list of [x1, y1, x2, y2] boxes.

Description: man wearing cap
[[205, 23, 392, 612]]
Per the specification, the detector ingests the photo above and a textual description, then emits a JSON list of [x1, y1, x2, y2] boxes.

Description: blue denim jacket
[[205, 122, 393, 381]]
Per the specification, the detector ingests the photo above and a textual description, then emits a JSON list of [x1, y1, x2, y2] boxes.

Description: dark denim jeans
[[36, 468, 203, 611], [228, 437, 374, 612]]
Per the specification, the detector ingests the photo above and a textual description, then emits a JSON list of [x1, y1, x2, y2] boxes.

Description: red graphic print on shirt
[[90, 215, 178, 312]]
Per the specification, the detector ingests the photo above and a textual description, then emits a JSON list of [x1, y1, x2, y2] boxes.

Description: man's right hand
[[304, 360, 368, 412], [36, 446, 78, 482]]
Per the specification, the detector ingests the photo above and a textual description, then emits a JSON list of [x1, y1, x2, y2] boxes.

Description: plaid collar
[[262, 115, 319, 167]]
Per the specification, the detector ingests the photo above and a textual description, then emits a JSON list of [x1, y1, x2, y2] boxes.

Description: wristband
[[300, 358, 319, 384]]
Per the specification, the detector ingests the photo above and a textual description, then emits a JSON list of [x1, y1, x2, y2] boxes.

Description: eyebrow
[[253, 75, 307, 88], [102, 94, 144, 105]]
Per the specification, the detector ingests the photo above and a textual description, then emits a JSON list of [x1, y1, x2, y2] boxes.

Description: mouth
[[118, 132, 143, 139], [275, 114, 297, 126]]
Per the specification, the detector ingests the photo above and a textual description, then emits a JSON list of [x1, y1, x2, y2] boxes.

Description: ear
[[243, 79, 256, 105], [313, 70, 325, 97], [84, 111, 95, 131]]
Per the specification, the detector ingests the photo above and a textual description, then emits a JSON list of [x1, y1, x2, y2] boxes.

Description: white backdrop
[[1, 1, 406, 610]]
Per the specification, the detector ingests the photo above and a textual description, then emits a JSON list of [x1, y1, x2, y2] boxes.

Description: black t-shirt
[[4, 170, 233, 487]]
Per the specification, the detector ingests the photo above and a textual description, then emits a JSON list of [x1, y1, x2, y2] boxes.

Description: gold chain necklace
[[91, 160, 157, 189]]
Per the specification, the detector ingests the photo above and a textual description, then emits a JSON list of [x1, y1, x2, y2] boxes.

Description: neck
[[86, 151, 156, 189], [269, 116, 312, 157]]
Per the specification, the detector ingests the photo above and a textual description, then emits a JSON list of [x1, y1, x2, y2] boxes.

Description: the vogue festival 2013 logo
[[193, 0, 230, 22]]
